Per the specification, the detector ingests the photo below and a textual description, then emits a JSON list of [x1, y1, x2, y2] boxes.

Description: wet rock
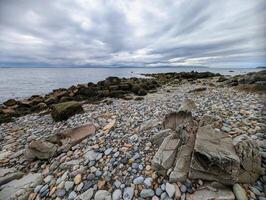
[[189, 126, 240, 185], [0, 173, 43, 200], [51, 101, 84, 121], [25, 139, 57, 160]]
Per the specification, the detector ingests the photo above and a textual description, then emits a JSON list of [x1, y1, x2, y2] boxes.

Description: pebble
[[112, 189, 122, 200], [68, 191, 77, 200], [123, 187, 134, 200], [166, 183, 175, 198], [65, 181, 74, 192], [180, 185, 187, 193], [133, 176, 144, 184], [140, 189, 155, 198]]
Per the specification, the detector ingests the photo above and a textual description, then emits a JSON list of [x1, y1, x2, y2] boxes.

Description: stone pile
[[152, 99, 263, 186]]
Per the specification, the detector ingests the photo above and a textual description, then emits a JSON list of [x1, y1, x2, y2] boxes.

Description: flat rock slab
[[0, 168, 24, 186], [58, 123, 96, 147], [189, 126, 240, 185], [162, 111, 193, 131], [169, 133, 195, 182], [186, 186, 235, 200], [0, 173, 43, 200], [150, 129, 173, 145], [152, 134, 181, 174]]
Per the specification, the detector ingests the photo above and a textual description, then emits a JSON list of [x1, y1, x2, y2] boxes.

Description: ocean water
[[0, 67, 262, 103]]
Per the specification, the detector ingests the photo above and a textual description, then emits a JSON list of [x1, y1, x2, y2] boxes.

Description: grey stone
[[150, 129, 172, 145], [133, 176, 144, 184], [65, 181, 74, 191], [165, 183, 175, 198], [112, 189, 122, 200], [180, 185, 187, 193], [77, 188, 94, 200], [178, 99, 196, 112], [84, 150, 98, 161], [0, 173, 43, 200], [189, 126, 240, 185], [152, 134, 181, 174], [123, 187, 134, 200], [140, 189, 155, 198], [233, 184, 248, 200], [56, 188, 66, 197], [94, 190, 111, 200], [156, 187, 163, 196], [104, 148, 112, 155], [144, 177, 153, 187], [68, 191, 77, 199]]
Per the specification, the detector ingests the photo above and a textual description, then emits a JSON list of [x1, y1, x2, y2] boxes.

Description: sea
[[0, 67, 262, 103]]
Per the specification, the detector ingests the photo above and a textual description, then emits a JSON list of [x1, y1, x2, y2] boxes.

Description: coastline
[[0, 70, 265, 199]]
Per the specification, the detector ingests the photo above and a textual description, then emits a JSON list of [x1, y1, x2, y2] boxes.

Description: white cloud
[[0, 0, 265, 67]]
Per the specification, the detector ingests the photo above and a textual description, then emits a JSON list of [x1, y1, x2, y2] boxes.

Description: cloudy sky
[[0, 0, 265, 68]]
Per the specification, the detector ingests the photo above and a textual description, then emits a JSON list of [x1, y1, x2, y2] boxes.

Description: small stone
[[165, 183, 175, 198], [65, 181, 74, 192], [68, 191, 77, 200], [123, 187, 134, 200], [94, 190, 111, 200], [133, 176, 144, 184], [74, 174, 82, 185], [180, 185, 187, 193], [144, 177, 153, 187], [140, 189, 155, 198], [112, 189, 122, 200], [155, 187, 163, 196], [78, 188, 94, 200], [56, 189, 66, 197], [104, 148, 112, 155]]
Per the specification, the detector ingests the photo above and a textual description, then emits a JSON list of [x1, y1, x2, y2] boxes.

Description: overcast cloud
[[0, 0, 265, 68]]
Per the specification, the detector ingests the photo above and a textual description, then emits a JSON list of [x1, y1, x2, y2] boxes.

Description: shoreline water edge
[[0, 70, 265, 200]]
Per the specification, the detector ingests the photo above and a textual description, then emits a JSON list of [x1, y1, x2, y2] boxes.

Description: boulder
[[48, 123, 96, 149], [189, 126, 240, 185], [25, 139, 57, 160], [3, 99, 17, 107], [233, 135, 262, 183], [0, 168, 24, 186], [51, 101, 84, 121], [0, 173, 43, 200], [152, 133, 181, 175]]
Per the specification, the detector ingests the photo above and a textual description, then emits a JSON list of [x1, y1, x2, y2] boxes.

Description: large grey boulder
[[0, 173, 43, 200], [25, 139, 57, 160], [189, 126, 240, 185], [233, 135, 262, 183], [0, 168, 24, 186], [152, 133, 181, 175]]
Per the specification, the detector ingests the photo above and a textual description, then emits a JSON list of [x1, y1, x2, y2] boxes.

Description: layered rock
[[233, 135, 263, 183], [189, 126, 240, 185]]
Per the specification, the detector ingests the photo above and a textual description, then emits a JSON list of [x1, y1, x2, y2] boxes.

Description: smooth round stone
[[112, 189, 122, 200], [94, 190, 111, 200], [160, 192, 168, 199], [87, 173, 95, 181], [132, 163, 139, 169], [39, 185, 49, 194], [155, 188, 163, 196], [34, 185, 43, 193], [74, 174, 82, 185], [104, 148, 113, 155], [123, 187, 134, 200], [114, 152, 120, 157], [56, 189, 66, 197], [65, 181, 74, 192], [165, 183, 175, 198], [180, 185, 187, 193], [140, 189, 155, 198], [144, 177, 153, 187], [95, 170, 102, 177], [133, 176, 144, 184], [114, 180, 122, 188], [68, 191, 77, 200], [44, 175, 53, 183], [76, 182, 84, 192]]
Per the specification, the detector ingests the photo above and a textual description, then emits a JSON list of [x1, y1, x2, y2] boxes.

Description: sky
[[0, 0, 265, 68]]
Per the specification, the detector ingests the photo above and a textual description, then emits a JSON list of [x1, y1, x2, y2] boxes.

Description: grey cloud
[[0, 0, 265, 67]]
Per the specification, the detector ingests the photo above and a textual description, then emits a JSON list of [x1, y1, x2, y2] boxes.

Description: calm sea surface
[[0, 67, 262, 103]]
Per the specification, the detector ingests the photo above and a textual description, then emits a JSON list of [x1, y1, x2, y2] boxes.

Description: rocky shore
[[0, 70, 265, 200]]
